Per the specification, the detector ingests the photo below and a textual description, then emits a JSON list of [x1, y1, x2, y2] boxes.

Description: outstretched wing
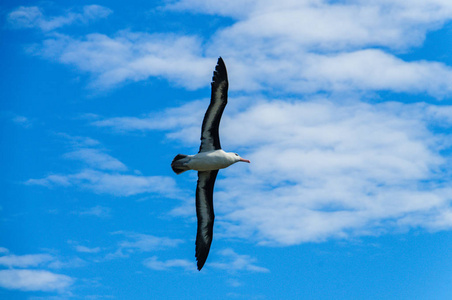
[[199, 57, 228, 153], [195, 170, 219, 270]]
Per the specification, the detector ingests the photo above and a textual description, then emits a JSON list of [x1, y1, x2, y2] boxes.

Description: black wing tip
[[195, 235, 211, 271], [212, 57, 227, 83], [196, 233, 213, 271], [216, 57, 226, 72], [196, 249, 208, 271], [197, 258, 206, 271]]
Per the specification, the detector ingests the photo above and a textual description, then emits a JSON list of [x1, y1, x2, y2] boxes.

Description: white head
[[229, 152, 251, 164]]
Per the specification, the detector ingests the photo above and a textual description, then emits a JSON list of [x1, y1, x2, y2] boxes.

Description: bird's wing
[[199, 57, 228, 153], [195, 170, 219, 270]]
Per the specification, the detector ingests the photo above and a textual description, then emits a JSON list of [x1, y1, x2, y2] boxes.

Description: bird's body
[[172, 150, 246, 172], [171, 57, 249, 270]]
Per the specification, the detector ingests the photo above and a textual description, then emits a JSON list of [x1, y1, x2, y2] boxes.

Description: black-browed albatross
[[171, 57, 250, 271]]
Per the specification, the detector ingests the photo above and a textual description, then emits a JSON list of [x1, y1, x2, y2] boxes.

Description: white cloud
[[46, 257, 86, 270], [13, 1, 452, 247], [92, 100, 206, 146], [0, 252, 85, 270], [165, 0, 452, 67], [143, 256, 194, 271], [64, 148, 127, 171], [210, 249, 269, 273], [26, 169, 181, 197], [12, 115, 33, 128], [7, 5, 112, 31], [26, 135, 184, 198], [76, 205, 111, 218], [216, 100, 452, 244], [201, 0, 452, 50], [18, 1, 452, 97], [166, 0, 452, 36], [107, 97, 452, 244], [426, 105, 452, 126], [75, 246, 101, 254], [56, 133, 100, 147], [34, 32, 213, 90], [292, 50, 452, 97], [0, 250, 79, 294], [0, 250, 77, 294], [67, 240, 102, 254], [81, 4, 112, 20], [196, 50, 452, 97], [55, 135, 126, 171], [0, 254, 54, 268], [78, 171, 178, 197], [163, 0, 257, 18], [0, 252, 75, 293], [26, 174, 71, 187], [31, 31, 452, 96], [115, 232, 184, 252], [104, 232, 184, 260], [0, 269, 73, 292]]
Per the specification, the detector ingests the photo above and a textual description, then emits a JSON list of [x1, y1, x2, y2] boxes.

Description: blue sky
[[1, 0, 452, 299]]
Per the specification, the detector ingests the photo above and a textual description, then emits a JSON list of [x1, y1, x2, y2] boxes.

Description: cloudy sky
[[1, 0, 452, 299]]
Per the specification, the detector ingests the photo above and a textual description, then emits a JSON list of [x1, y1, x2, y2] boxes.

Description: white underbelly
[[187, 150, 233, 171]]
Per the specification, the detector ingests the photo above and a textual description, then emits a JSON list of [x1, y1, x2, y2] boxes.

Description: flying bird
[[171, 57, 250, 271]]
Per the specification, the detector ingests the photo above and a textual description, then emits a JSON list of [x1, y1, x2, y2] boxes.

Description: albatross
[[171, 57, 250, 271]]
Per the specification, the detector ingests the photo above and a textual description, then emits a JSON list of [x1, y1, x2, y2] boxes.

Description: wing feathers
[[195, 170, 219, 270], [199, 57, 228, 153]]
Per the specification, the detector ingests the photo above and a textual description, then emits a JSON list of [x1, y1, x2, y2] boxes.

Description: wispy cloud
[[0, 269, 73, 292], [0, 254, 54, 268], [0, 251, 75, 293], [7, 5, 112, 31], [115, 232, 184, 252], [0, 112, 33, 128], [27, 169, 181, 197], [105, 232, 184, 260], [55, 133, 100, 148], [75, 205, 111, 218], [67, 240, 102, 254], [0, 252, 85, 270], [46, 257, 86, 270], [92, 100, 205, 132], [55, 134, 126, 171], [210, 249, 269, 273], [294, 50, 452, 97], [141, 247, 264, 275], [25, 134, 183, 198], [32, 31, 212, 90], [64, 148, 127, 171], [74, 246, 101, 254], [143, 256, 194, 271], [12, 115, 33, 128]]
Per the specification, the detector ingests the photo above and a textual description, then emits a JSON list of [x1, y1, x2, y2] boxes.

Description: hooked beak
[[239, 158, 251, 163]]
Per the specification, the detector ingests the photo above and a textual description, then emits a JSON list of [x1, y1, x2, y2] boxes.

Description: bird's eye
[[235, 153, 238, 156]]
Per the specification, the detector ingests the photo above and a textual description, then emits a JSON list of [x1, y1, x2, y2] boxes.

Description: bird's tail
[[171, 154, 190, 174]]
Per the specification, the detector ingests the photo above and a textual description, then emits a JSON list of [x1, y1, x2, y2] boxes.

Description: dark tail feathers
[[171, 154, 189, 174]]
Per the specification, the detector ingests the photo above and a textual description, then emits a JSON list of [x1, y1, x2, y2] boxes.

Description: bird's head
[[229, 152, 250, 164]]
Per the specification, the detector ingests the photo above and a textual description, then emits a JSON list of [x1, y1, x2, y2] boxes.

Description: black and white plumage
[[171, 57, 250, 271]]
